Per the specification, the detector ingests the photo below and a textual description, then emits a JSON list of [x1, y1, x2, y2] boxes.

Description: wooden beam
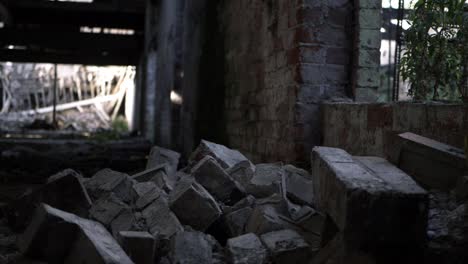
[[5, 0, 145, 30]]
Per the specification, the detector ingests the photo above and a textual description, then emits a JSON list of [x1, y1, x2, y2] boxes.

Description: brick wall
[[322, 102, 468, 156], [352, 0, 382, 101], [220, 0, 354, 165]]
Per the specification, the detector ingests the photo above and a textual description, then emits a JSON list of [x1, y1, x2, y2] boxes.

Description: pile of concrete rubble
[[0, 139, 466, 263]]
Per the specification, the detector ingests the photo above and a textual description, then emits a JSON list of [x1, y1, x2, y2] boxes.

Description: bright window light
[[80, 26, 135, 35]]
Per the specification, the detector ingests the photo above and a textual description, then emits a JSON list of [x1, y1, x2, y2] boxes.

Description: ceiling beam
[[0, 48, 139, 66], [0, 28, 143, 53]]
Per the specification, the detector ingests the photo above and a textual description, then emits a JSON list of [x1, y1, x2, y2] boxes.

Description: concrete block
[[110, 208, 136, 237], [146, 146, 180, 175], [245, 205, 291, 235], [142, 196, 183, 239], [118, 231, 156, 264], [244, 163, 283, 198], [89, 193, 128, 226], [20, 204, 133, 264], [359, 29, 381, 49], [133, 182, 164, 210], [227, 195, 256, 214], [260, 229, 311, 264], [391, 132, 466, 191], [189, 140, 251, 170], [191, 156, 245, 204], [131, 182, 159, 201], [311, 147, 428, 247], [65, 217, 134, 264], [226, 233, 268, 264], [5, 169, 92, 231], [227, 160, 256, 186], [170, 178, 222, 231], [225, 207, 253, 237], [284, 164, 314, 206], [85, 169, 134, 202], [133, 164, 167, 182], [358, 8, 381, 29], [171, 231, 213, 264]]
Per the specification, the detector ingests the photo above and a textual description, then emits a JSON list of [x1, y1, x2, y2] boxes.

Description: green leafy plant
[[400, 0, 468, 101]]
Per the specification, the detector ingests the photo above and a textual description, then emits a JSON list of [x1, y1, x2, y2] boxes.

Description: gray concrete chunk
[[284, 165, 314, 206], [189, 140, 251, 170], [225, 207, 253, 237], [170, 178, 222, 231], [311, 147, 428, 246], [142, 196, 183, 239], [260, 229, 310, 264], [146, 146, 180, 175], [226, 233, 268, 264], [245, 205, 290, 235], [89, 193, 128, 226], [244, 163, 283, 198], [85, 169, 134, 202], [191, 156, 244, 203], [110, 208, 136, 237], [118, 231, 156, 264]]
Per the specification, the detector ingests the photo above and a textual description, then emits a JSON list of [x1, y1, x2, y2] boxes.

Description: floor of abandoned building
[[0, 138, 466, 264]]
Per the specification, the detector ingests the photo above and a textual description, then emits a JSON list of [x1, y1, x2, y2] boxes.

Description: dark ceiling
[[0, 0, 146, 65]]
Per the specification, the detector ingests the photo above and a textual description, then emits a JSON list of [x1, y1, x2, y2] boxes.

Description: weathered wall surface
[[322, 102, 468, 157], [352, 0, 381, 101], [220, 0, 354, 165]]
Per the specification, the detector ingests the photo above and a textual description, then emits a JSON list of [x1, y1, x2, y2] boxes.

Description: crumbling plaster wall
[[322, 102, 468, 157], [220, 0, 354, 165]]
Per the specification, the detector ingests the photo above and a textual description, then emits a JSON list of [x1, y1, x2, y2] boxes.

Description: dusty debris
[[4, 140, 450, 264]]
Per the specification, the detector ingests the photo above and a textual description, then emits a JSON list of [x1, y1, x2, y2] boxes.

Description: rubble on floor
[[0, 139, 466, 263]]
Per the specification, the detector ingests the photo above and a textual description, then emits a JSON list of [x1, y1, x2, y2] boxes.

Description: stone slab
[[20, 204, 133, 264], [389, 132, 466, 190], [311, 147, 428, 247]]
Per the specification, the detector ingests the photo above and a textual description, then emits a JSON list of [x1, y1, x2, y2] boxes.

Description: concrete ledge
[[388, 132, 466, 191], [311, 147, 428, 247]]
